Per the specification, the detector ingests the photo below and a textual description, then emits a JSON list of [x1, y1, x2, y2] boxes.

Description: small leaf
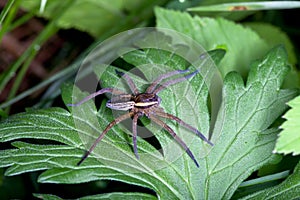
[[274, 96, 300, 156]]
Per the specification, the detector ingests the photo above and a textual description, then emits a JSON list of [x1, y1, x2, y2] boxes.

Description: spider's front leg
[[68, 88, 125, 107]]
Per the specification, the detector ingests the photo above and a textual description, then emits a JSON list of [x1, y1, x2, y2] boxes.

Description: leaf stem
[[238, 170, 290, 188]]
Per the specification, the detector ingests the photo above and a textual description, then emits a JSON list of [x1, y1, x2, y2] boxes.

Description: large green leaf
[[0, 45, 297, 199]]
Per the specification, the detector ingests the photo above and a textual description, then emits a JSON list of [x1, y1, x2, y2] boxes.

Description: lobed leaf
[[202, 45, 298, 199], [0, 45, 297, 199]]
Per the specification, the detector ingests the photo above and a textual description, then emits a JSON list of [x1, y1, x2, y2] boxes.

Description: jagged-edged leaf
[[0, 107, 80, 147], [274, 96, 300, 156], [200, 46, 298, 199], [0, 46, 297, 199], [0, 48, 224, 199]]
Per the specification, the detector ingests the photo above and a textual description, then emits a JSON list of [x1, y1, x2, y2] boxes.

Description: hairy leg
[[146, 69, 189, 93], [132, 114, 139, 159], [68, 88, 125, 107], [153, 70, 199, 94], [115, 70, 139, 95], [77, 111, 134, 165], [155, 110, 213, 146], [149, 115, 199, 168]]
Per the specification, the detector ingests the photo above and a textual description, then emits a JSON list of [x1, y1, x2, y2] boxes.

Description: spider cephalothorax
[[69, 69, 213, 167]]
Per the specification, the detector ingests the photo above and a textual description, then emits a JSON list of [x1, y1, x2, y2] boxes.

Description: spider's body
[[69, 69, 213, 167], [107, 93, 160, 111]]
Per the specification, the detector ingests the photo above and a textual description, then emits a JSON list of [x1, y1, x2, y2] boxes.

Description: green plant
[[1, 1, 300, 199]]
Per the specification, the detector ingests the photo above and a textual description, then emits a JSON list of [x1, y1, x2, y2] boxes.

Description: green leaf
[[155, 7, 269, 78], [20, 0, 162, 38], [245, 22, 299, 88], [187, 1, 300, 12], [241, 160, 300, 200], [0, 45, 298, 199], [202, 46, 298, 199], [245, 22, 297, 66], [274, 96, 300, 156], [0, 107, 80, 147], [20, 0, 132, 37]]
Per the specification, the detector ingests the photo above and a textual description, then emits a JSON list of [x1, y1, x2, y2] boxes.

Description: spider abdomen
[[106, 94, 135, 111]]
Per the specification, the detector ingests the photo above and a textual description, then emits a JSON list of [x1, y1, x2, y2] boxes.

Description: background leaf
[[20, 0, 165, 38], [274, 95, 300, 156], [155, 7, 269, 78], [245, 22, 299, 88]]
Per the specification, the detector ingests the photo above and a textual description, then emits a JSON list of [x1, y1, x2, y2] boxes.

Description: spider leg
[[149, 115, 200, 168], [132, 114, 139, 159], [115, 70, 139, 95], [153, 70, 199, 94], [146, 69, 189, 93], [155, 110, 213, 146], [77, 111, 134, 165], [68, 88, 125, 107]]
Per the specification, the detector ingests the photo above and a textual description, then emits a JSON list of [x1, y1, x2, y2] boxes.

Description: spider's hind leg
[[149, 115, 200, 168], [155, 111, 213, 146], [132, 114, 141, 159]]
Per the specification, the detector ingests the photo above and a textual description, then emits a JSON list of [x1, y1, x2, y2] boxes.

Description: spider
[[68, 68, 213, 167]]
